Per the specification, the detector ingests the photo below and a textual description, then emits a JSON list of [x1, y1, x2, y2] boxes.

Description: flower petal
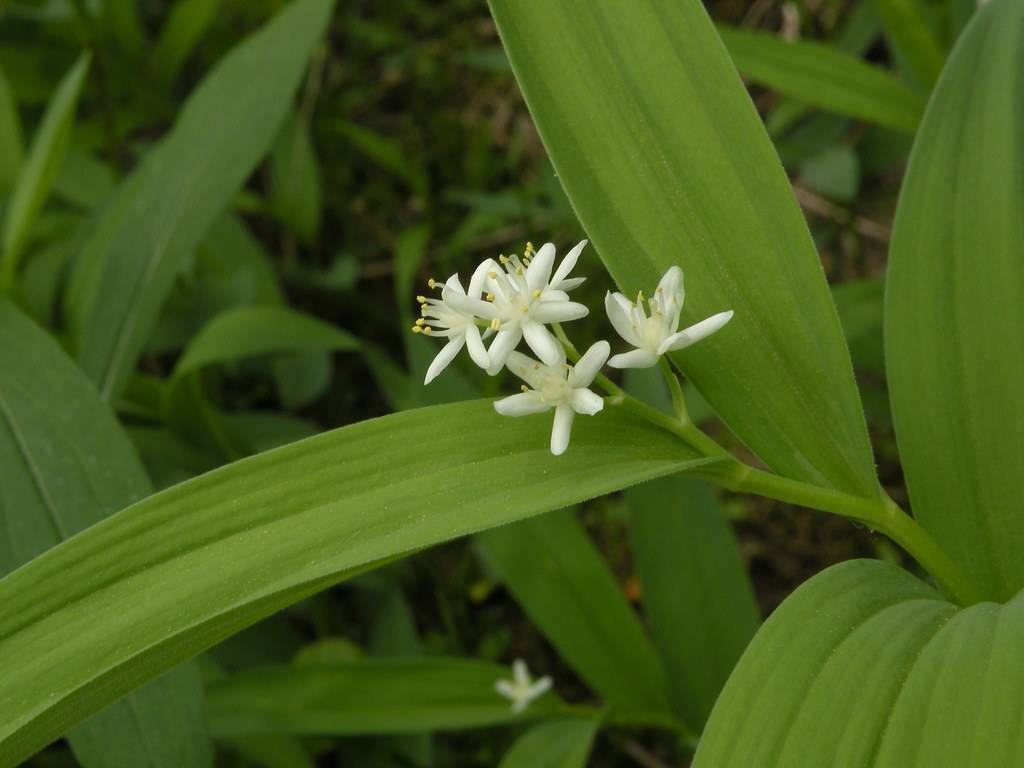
[[550, 403, 575, 456], [443, 273, 465, 295], [607, 348, 660, 369], [485, 327, 522, 375], [444, 290, 498, 319], [513, 659, 529, 686], [495, 680, 516, 698], [531, 300, 589, 324], [571, 388, 604, 415], [504, 350, 545, 389], [494, 391, 551, 417], [656, 265, 683, 301], [469, 258, 498, 297], [528, 676, 553, 699], [525, 242, 556, 292], [551, 239, 586, 285], [551, 276, 586, 292], [465, 324, 489, 369], [424, 336, 465, 384], [658, 310, 734, 354], [522, 320, 564, 366], [605, 291, 641, 347], [568, 340, 610, 387]]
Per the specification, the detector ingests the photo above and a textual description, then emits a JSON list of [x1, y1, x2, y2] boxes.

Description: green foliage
[[68, 0, 333, 403], [886, 0, 1024, 601], [488, 0, 878, 498], [498, 719, 598, 768]]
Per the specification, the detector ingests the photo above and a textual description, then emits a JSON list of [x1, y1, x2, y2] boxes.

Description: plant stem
[[593, 362, 982, 606]]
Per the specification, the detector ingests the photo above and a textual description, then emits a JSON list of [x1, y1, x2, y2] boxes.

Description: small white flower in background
[[494, 659, 552, 714], [481, 240, 589, 374], [494, 340, 609, 456], [415, 262, 496, 384], [605, 266, 733, 369]]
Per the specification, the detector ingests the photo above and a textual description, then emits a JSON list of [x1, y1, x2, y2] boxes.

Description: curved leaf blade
[[498, 718, 598, 768], [0, 54, 89, 290], [719, 27, 925, 133], [0, 300, 211, 768], [0, 400, 712, 765], [69, 0, 332, 402], [207, 658, 564, 736], [488, 0, 877, 497], [884, 0, 1024, 601]]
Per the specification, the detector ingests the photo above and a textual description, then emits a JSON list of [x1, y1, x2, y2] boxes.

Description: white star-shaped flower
[[494, 659, 552, 714], [416, 263, 494, 384], [605, 266, 733, 369], [481, 241, 589, 375], [494, 340, 609, 456]]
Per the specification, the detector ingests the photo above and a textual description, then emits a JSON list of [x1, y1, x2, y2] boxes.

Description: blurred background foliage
[[0, 0, 969, 765]]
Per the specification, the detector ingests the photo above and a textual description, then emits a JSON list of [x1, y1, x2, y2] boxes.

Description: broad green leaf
[[153, 0, 222, 83], [270, 111, 322, 243], [489, 0, 878, 498], [0, 54, 89, 291], [693, 558, 1024, 766], [885, 0, 1024, 601], [207, 659, 563, 736], [0, 300, 211, 768], [628, 477, 758, 728], [718, 27, 925, 133], [53, 147, 116, 210], [0, 400, 713, 765], [870, 0, 945, 87], [69, 0, 332, 402], [0, 65, 23, 195], [478, 510, 671, 717], [498, 718, 598, 768]]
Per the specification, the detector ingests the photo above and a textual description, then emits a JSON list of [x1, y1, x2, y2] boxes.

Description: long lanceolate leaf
[[885, 0, 1024, 601], [488, 0, 878, 498], [69, 0, 332, 403], [0, 301, 211, 768], [0, 400, 711, 765], [693, 559, 1024, 766], [718, 28, 925, 134]]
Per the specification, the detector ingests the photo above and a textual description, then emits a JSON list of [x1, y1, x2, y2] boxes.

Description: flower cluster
[[413, 240, 733, 455], [494, 659, 551, 714]]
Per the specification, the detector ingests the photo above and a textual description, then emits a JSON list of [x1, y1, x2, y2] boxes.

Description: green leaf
[[270, 111, 322, 243], [0, 400, 713, 764], [0, 64, 23, 196], [870, 0, 945, 87], [330, 119, 428, 196], [478, 510, 671, 717], [153, 0, 222, 84], [693, 559, 1024, 766], [0, 300, 211, 768], [69, 0, 332, 403], [488, 0, 878, 498], [498, 718, 598, 768], [719, 27, 925, 133], [0, 54, 89, 291], [884, 0, 1024, 601], [207, 658, 564, 736], [832, 279, 884, 373], [628, 477, 758, 728]]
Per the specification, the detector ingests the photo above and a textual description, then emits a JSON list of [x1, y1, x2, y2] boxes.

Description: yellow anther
[[415, 318, 425, 326], [490, 318, 501, 330], [486, 292, 495, 301], [516, 266, 524, 276], [499, 254, 510, 264], [532, 289, 541, 298], [423, 326, 433, 335], [525, 241, 535, 254], [636, 290, 645, 304], [411, 325, 422, 333], [521, 384, 529, 393], [417, 295, 427, 304], [533, 363, 540, 370]]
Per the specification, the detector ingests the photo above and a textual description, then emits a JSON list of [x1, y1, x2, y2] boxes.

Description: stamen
[[521, 384, 529, 393], [499, 255, 510, 264], [411, 325, 422, 333], [427, 278, 437, 289], [423, 326, 433, 335], [486, 292, 495, 301], [532, 289, 541, 298], [415, 318, 425, 326], [490, 318, 501, 331], [416, 295, 427, 304], [488, 271, 498, 279]]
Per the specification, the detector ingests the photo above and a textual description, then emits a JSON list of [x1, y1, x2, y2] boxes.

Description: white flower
[[415, 262, 495, 384], [605, 266, 733, 369], [494, 659, 552, 714], [481, 241, 589, 375], [494, 340, 609, 456]]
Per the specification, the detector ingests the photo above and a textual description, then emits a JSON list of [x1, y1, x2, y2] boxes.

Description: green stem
[[658, 357, 689, 424], [692, 461, 982, 606]]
